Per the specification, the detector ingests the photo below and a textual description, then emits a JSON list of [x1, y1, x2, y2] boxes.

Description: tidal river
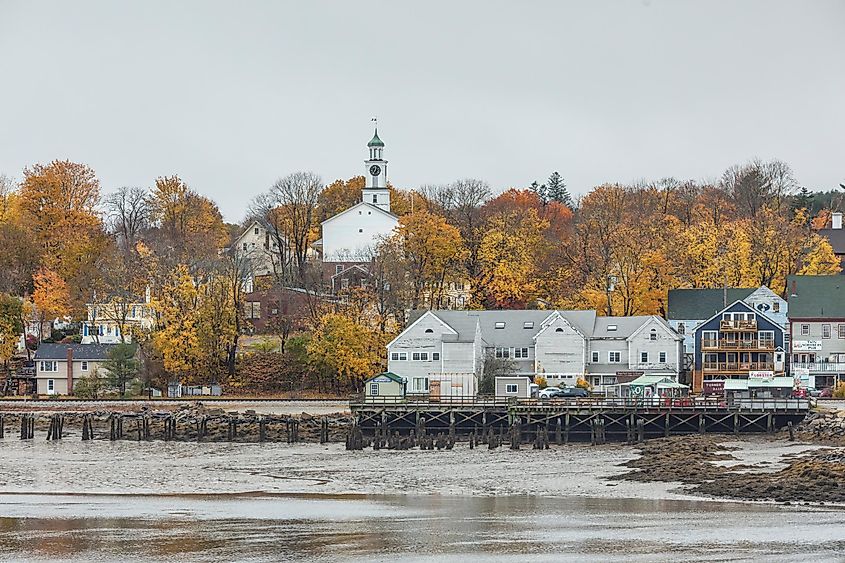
[[0, 439, 843, 562]]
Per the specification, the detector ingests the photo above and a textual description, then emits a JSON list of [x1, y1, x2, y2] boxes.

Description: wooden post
[[788, 420, 794, 441], [767, 413, 773, 434], [625, 418, 632, 444], [564, 413, 570, 445], [733, 413, 739, 436], [449, 410, 455, 439], [0, 414, 4, 439], [698, 414, 705, 434], [555, 418, 562, 445], [637, 418, 645, 444]]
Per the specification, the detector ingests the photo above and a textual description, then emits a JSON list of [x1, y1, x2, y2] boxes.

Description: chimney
[[832, 212, 843, 230], [66, 347, 74, 396], [790, 280, 797, 298]]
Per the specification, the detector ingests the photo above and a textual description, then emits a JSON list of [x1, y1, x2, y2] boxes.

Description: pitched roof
[[34, 343, 134, 361], [320, 201, 399, 225], [667, 288, 756, 320], [593, 316, 655, 338], [366, 371, 403, 383], [819, 228, 845, 255], [786, 275, 845, 318]]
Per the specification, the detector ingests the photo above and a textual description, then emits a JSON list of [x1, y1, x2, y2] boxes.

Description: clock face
[[369, 165, 381, 177]]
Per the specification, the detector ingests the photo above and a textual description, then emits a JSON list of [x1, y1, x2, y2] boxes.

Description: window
[[340, 278, 349, 290], [370, 383, 379, 396], [372, 195, 378, 204], [677, 323, 685, 335], [424, 328, 434, 333], [649, 331, 657, 341], [494, 322, 506, 329], [773, 302, 780, 313], [495, 347, 510, 359], [399, 352, 407, 361], [358, 229, 363, 233], [83, 324, 89, 337], [659, 351, 667, 363], [254, 227, 259, 235], [420, 352, 429, 361], [555, 327, 564, 332], [244, 302, 261, 319], [391, 352, 399, 361], [523, 321, 534, 329], [801, 324, 810, 336], [608, 351, 621, 363], [758, 331, 775, 348], [607, 325, 617, 332], [242, 242, 247, 250], [506, 384, 518, 393], [514, 348, 529, 359], [40, 361, 57, 372], [640, 352, 649, 363], [591, 351, 599, 363], [47, 379, 54, 393], [412, 352, 421, 361], [455, 282, 464, 290], [336, 265, 343, 274], [823, 324, 831, 339], [413, 377, 429, 392], [81, 361, 88, 372], [840, 325, 845, 339], [702, 330, 718, 348], [432, 353, 440, 361]]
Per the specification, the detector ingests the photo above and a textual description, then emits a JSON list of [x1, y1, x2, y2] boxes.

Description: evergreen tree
[[103, 343, 138, 396], [547, 171, 573, 208], [529, 180, 548, 204]]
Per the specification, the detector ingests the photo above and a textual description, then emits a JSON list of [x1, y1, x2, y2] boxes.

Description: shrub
[[534, 375, 547, 389], [832, 382, 845, 399], [576, 377, 593, 391]]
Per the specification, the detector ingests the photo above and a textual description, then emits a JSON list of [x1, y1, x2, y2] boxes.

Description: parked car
[[558, 387, 589, 398], [819, 387, 833, 398], [538, 386, 562, 399], [807, 388, 822, 398]]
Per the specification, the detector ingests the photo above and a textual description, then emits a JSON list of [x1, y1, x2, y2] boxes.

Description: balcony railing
[[790, 362, 845, 373], [703, 361, 774, 372], [702, 339, 774, 350], [720, 320, 757, 331]]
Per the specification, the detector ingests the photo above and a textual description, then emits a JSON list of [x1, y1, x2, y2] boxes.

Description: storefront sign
[[702, 380, 725, 395], [793, 340, 822, 351], [748, 370, 774, 380]]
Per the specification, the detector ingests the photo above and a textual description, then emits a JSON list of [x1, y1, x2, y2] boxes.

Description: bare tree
[[721, 159, 797, 218], [104, 187, 150, 255]]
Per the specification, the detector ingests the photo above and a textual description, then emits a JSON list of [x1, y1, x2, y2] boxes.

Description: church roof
[[367, 128, 385, 147], [320, 201, 398, 225]]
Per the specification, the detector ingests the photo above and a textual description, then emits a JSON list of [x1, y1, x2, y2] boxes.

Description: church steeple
[[363, 124, 390, 212]]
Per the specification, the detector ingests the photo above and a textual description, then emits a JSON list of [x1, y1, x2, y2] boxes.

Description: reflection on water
[[1, 493, 844, 562]]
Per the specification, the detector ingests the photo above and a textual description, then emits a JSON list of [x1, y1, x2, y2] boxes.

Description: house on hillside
[[818, 212, 845, 272], [242, 286, 334, 334], [81, 293, 156, 344], [386, 309, 683, 396], [34, 343, 136, 395], [787, 275, 845, 390], [692, 300, 786, 393]]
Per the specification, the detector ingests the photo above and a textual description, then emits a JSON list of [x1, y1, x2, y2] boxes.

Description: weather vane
[[371, 116, 377, 127]]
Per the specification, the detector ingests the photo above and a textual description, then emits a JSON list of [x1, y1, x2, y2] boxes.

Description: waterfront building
[[34, 343, 134, 395], [691, 300, 786, 393], [787, 275, 845, 390], [386, 309, 683, 396], [817, 212, 845, 272]]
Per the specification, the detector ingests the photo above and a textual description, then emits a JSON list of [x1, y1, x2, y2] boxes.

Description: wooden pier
[[350, 397, 812, 443]]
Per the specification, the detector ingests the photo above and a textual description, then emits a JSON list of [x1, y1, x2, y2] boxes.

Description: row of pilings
[[0, 410, 351, 443]]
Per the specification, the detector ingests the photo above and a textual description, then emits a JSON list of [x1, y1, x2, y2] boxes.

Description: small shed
[[625, 375, 689, 399], [364, 372, 406, 401], [495, 376, 531, 399], [719, 376, 795, 400]]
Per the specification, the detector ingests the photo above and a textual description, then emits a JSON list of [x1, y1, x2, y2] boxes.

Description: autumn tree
[[105, 186, 150, 256], [0, 294, 23, 385], [306, 312, 381, 392], [152, 265, 201, 382], [32, 268, 70, 341]]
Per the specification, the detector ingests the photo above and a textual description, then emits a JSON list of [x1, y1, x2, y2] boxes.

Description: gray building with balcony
[[787, 275, 845, 390]]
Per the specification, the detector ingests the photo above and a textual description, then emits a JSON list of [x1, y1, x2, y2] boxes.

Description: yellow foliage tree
[[306, 312, 380, 392], [152, 265, 201, 382], [32, 268, 70, 340]]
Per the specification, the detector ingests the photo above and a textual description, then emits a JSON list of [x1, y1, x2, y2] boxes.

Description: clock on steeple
[[363, 124, 390, 212]]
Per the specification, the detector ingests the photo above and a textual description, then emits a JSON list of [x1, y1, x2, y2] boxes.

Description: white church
[[316, 128, 399, 276]]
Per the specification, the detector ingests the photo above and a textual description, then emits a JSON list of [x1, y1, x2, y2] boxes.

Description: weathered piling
[[20, 414, 34, 440], [510, 418, 521, 450], [81, 414, 93, 441], [637, 418, 645, 444], [788, 420, 794, 442], [0, 413, 4, 439], [259, 417, 267, 443]]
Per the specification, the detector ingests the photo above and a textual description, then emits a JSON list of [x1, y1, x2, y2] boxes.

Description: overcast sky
[[1, 0, 843, 221]]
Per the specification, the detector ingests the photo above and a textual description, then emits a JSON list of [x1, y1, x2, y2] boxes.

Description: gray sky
[[1, 0, 843, 222]]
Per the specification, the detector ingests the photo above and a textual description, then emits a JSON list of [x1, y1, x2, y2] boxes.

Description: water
[[0, 439, 843, 562]]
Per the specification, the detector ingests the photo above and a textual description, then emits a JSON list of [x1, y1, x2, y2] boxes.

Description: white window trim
[[369, 383, 379, 396], [81, 361, 89, 372], [640, 351, 649, 363], [591, 351, 599, 363], [608, 351, 621, 363], [659, 351, 667, 363], [505, 384, 518, 393]]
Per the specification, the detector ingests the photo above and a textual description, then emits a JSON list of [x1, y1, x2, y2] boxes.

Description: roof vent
[[494, 322, 506, 329], [523, 321, 534, 329], [607, 324, 618, 331]]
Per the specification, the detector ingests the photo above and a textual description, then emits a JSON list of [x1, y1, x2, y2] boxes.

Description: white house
[[386, 310, 683, 396], [81, 292, 156, 344], [319, 128, 399, 266]]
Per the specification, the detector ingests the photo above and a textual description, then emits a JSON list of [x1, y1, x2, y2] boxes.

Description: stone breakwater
[[619, 434, 845, 504], [0, 402, 353, 443], [783, 409, 845, 446]]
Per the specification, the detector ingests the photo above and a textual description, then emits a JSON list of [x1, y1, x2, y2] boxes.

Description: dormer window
[[523, 321, 534, 329], [607, 325, 617, 332], [494, 322, 506, 329]]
